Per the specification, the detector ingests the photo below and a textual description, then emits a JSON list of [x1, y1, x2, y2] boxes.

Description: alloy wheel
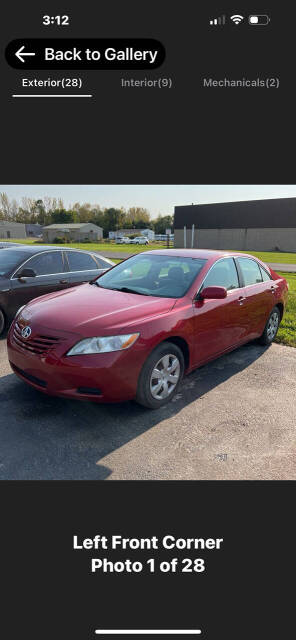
[[150, 353, 181, 400], [267, 311, 279, 340]]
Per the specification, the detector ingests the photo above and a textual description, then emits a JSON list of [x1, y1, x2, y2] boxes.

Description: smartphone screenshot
[[0, 3, 295, 639]]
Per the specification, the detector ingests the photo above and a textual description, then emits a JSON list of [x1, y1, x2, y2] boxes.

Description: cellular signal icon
[[210, 15, 226, 25]]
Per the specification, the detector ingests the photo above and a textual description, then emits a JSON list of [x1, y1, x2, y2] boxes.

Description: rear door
[[192, 257, 246, 364], [64, 251, 103, 288], [235, 257, 276, 338], [10, 250, 67, 315]]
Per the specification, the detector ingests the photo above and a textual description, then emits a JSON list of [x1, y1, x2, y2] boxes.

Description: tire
[[136, 342, 184, 409], [258, 306, 281, 345], [0, 309, 5, 336]]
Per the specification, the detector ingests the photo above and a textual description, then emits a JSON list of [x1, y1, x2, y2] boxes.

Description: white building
[[43, 223, 103, 243], [141, 228, 155, 240], [0, 221, 27, 239]]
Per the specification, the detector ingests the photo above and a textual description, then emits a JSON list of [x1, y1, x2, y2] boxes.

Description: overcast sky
[[1, 184, 296, 218]]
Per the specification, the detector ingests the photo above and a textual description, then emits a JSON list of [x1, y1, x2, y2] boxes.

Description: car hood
[[20, 283, 176, 335]]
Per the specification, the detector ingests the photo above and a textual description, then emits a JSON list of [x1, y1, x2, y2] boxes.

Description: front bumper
[[7, 322, 144, 403]]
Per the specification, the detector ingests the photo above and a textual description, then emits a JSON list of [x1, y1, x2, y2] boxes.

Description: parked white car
[[130, 237, 149, 245], [115, 237, 130, 244]]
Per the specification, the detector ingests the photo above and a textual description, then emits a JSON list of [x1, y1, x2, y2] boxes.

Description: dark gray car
[[0, 246, 114, 335]]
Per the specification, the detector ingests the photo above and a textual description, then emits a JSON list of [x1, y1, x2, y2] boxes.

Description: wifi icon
[[230, 14, 244, 24]]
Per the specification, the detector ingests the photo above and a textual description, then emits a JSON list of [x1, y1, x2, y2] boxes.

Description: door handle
[[270, 286, 276, 293], [238, 296, 246, 305], [59, 279, 68, 284]]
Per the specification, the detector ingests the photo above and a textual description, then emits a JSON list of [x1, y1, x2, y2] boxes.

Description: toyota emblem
[[21, 326, 32, 339]]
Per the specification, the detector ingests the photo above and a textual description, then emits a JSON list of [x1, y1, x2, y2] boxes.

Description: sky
[[1, 184, 296, 218]]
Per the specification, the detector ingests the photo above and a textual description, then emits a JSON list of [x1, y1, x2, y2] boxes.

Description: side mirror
[[17, 268, 37, 278], [199, 286, 227, 300]]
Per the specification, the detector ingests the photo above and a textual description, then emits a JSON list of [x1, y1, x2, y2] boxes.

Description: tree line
[[0, 193, 174, 236]]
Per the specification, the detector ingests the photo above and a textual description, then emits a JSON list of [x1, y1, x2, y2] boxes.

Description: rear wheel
[[136, 342, 184, 409], [258, 306, 281, 345], [0, 309, 5, 336]]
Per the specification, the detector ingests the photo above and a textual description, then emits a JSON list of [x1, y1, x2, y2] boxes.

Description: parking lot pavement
[[0, 337, 296, 480], [268, 263, 296, 273]]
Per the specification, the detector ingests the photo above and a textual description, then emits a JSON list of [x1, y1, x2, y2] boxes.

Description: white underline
[[95, 631, 201, 635], [12, 94, 93, 98]]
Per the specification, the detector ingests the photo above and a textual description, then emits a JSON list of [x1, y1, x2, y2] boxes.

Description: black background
[[1, 481, 295, 639], [0, 0, 293, 183], [1, 2, 296, 639]]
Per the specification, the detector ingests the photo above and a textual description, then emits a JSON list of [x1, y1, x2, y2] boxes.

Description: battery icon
[[248, 15, 270, 25]]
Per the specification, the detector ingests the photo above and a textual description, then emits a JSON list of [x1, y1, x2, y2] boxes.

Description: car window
[[119, 258, 152, 280], [202, 258, 239, 291], [260, 266, 272, 281], [66, 251, 98, 271], [97, 254, 206, 298], [21, 251, 64, 276], [237, 257, 263, 286], [0, 249, 30, 276], [93, 256, 113, 269]]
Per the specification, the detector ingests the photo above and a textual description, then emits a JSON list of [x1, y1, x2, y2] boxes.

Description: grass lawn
[[4, 238, 169, 254], [275, 273, 296, 347], [4, 239, 296, 263]]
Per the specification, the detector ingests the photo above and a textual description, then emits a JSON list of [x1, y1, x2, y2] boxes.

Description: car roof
[[0, 244, 107, 256], [0, 241, 23, 246], [143, 249, 260, 260], [1, 244, 56, 252]]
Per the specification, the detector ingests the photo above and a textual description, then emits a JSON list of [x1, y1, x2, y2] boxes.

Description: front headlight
[[66, 333, 140, 356]]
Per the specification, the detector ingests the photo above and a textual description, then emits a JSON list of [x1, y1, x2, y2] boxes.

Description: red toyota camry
[[7, 249, 288, 409]]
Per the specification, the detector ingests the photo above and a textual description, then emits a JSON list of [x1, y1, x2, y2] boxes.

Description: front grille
[[10, 363, 47, 388], [13, 322, 63, 356]]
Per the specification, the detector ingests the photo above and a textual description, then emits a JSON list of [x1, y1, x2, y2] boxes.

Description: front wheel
[[136, 342, 184, 409], [258, 306, 281, 345]]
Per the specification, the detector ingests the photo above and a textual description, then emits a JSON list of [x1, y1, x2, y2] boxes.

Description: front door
[[192, 257, 247, 365], [10, 250, 67, 316]]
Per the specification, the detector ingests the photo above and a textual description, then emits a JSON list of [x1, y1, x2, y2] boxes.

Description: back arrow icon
[[15, 45, 36, 63]]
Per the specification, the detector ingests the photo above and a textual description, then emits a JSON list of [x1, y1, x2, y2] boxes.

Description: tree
[[0, 192, 14, 219], [152, 214, 174, 235], [51, 209, 75, 224], [15, 208, 35, 224], [126, 207, 150, 227], [103, 208, 125, 233], [34, 199, 46, 224]]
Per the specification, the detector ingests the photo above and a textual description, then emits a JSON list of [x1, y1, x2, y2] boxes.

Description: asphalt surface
[[1, 337, 296, 480], [99, 250, 137, 259], [267, 263, 296, 273]]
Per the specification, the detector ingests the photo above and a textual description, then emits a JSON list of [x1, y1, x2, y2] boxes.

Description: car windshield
[[0, 249, 30, 276], [95, 254, 207, 298]]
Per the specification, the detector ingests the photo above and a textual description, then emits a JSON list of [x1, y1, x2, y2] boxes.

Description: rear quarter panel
[[272, 274, 289, 309]]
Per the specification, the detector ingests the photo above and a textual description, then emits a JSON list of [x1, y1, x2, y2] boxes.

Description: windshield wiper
[[92, 283, 150, 295], [110, 286, 150, 296]]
